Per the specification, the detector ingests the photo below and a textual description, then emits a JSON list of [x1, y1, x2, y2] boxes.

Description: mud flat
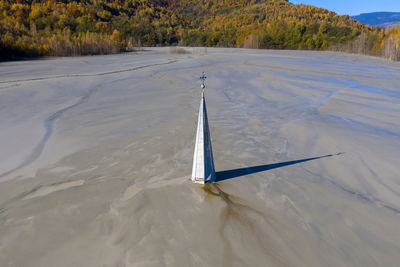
[[0, 48, 399, 266]]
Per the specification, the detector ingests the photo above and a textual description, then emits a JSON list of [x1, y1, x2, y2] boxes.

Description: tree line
[[0, 0, 399, 61]]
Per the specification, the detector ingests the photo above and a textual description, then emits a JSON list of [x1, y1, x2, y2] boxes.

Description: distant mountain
[[352, 12, 400, 28]]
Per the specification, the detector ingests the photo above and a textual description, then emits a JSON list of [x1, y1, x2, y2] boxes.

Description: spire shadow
[[215, 152, 344, 182]]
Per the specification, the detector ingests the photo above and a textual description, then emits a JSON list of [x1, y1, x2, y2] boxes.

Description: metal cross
[[200, 72, 206, 89]]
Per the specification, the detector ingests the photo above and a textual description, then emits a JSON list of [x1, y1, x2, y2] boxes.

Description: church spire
[[191, 72, 216, 184]]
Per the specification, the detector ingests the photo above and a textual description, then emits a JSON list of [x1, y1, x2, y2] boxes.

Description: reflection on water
[[201, 183, 285, 266]]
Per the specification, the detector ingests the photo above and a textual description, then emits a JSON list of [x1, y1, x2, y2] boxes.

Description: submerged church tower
[[191, 72, 216, 184]]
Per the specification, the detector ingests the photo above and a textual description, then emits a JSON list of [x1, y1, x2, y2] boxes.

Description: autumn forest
[[1, 0, 399, 60]]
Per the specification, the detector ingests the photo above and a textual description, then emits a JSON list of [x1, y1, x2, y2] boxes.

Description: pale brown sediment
[[1, 48, 399, 266]]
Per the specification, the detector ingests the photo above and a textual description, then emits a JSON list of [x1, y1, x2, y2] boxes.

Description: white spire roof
[[191, 76, 216, 184]]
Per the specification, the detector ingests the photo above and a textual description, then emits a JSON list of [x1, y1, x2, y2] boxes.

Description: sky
[[289, 0, 400, 16]]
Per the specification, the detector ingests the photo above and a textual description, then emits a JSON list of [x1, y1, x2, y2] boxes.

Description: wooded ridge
[[1, 0, 399, 60]]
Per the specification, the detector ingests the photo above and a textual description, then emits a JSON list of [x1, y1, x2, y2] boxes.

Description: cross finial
[[200, 72, 206, 90]]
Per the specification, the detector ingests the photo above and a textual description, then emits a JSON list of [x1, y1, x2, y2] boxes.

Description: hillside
[[0, 0, 398, 60], [352, 12, 400, 28]]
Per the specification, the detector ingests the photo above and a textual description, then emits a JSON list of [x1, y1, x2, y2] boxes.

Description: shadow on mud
[[215, 152, 344, 182]]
